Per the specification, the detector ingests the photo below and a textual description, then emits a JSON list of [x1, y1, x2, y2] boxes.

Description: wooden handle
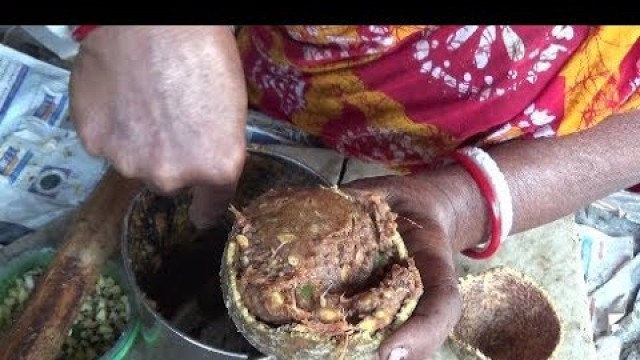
[[0, 169, 142, 360]]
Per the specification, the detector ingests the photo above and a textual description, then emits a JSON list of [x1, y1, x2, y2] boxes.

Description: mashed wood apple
[[221, 186, 423, 360]]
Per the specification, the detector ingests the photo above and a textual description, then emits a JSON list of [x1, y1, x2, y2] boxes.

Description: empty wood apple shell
[[451, 267, 563, 360]]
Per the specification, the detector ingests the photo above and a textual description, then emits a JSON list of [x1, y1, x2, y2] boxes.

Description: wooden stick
[[0, 169, 142, 360]]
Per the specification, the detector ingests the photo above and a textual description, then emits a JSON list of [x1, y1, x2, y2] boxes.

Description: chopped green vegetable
[[299, 284, 314, 300]]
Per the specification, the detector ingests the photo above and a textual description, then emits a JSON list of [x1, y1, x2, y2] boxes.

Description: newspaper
[[577, 192, 640, 360], [0, 43, 107, 243]]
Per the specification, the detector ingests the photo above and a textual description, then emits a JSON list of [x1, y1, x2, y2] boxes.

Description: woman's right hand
[[70, 26, 248, 228], [343, 174, 469, 360]]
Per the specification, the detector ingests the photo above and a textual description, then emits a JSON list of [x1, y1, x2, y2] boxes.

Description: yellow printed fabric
[[238, 26, 640, 169]]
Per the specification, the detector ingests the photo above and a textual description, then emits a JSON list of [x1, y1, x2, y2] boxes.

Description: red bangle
[[72, 25, 100, 42], [450, 152, 502, 259]]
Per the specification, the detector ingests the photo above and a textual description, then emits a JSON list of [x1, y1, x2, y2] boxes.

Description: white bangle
[[456, 146, 513, 243]]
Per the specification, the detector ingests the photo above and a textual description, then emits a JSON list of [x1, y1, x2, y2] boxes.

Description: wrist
[[413, 165, 491, 253]]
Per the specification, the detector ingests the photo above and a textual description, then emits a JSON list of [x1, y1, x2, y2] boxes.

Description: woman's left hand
[[343, 173, 474, 360], [341, 113, 640, 359]]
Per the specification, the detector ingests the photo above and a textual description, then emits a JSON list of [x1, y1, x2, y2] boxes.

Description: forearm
[[423, 111, 640, 252]]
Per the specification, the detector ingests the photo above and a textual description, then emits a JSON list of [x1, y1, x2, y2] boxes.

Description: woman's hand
[[343, 111, 640, 359], [70, 26, 248, 228], [343, 171, 485, 360]]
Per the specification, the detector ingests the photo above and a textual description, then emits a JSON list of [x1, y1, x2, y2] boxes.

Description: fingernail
[[388, 347, 409, 360]]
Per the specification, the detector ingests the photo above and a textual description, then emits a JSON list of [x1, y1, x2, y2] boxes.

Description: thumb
[[378, 227, 462, 360], [189, 184, 236, 229]]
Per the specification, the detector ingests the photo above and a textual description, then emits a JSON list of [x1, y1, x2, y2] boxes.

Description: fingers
[[380, 255, 461, 359], [189, 184, 236, 229], [340, 175, 401, 206], [69, 60, 112, 159], [187, 151, 244, 228], [378, 228, 462, 360]]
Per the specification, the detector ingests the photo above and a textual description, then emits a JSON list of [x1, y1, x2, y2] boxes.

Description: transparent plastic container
[[0, 247, 140, 360]]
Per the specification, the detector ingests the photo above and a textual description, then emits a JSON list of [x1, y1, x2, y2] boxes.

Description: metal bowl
[[121, 148, 330, 360]]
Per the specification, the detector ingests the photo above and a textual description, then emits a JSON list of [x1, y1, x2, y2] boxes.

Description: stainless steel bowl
[[121, 148, 330, 360]]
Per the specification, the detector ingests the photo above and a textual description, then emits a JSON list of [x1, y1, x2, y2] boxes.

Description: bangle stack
[[451, 146, 513, 259]]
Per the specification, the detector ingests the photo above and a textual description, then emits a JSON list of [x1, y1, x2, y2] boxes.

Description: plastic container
[[0, 247, 140, 360]]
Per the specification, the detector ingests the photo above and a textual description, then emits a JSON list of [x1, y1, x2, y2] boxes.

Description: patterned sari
[[238, 26, 640, 171]]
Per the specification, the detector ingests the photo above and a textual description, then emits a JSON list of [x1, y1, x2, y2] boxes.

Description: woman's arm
[[428, 111, 640, 252], [345, 111, 640, 360]]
